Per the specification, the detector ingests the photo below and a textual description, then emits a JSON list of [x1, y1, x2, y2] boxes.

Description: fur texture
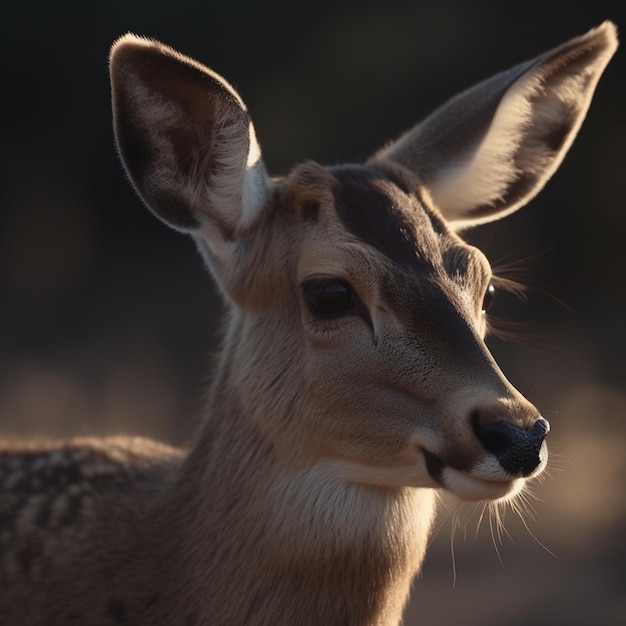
[[0, 23, 617, 625]]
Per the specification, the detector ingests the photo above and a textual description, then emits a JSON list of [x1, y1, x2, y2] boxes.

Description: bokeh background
[[1, 1, 624, 624]]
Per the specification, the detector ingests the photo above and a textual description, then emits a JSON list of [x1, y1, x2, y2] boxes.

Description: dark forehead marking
[[331, 165, 438, 269]]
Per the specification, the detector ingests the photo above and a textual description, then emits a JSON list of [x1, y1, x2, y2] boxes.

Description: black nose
[[472, 416, 550, 477]]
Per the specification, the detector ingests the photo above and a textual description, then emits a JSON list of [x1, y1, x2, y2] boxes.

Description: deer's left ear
[[110, 34, 268, 264], [371, 22, 618, 229]]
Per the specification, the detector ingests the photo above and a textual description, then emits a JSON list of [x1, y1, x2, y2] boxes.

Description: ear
[[370, 21, 618, 229], [109, 34, 268, 273]]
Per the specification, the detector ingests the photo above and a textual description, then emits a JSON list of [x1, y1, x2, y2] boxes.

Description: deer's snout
[[472, 412, 550, 477]]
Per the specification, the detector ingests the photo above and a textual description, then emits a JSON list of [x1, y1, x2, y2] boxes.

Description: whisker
[[475, 501, 489, 540], [450, 510, 458, 589], [509, 492, 558, 559], [488, 507, 505, 567]]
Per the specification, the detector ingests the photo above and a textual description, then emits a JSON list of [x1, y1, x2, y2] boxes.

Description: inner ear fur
[[371, 22, 618, 229], [110, 34, 268, 239]]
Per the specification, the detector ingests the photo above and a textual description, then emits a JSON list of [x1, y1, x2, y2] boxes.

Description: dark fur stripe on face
[[331, 165, 438, 270]]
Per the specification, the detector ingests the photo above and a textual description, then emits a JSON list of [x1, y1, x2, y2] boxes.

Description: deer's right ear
[[110, 35, 268, 267]]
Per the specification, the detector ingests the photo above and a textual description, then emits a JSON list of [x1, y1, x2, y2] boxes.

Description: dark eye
[[482, 284, 495, 313], [302, 278, 355, 317]]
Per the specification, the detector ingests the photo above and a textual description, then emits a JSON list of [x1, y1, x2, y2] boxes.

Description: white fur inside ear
[[200, 112, 268, 236], [430, 22, 618, 228], [114, 37, 268, 238], [195, 127, 266, 268], [196, 124, 267, 271], [428, 74, 538, 221], [240, 124, 268, 230]]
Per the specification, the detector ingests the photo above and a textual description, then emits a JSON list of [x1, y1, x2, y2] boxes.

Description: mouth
[[423, 449, 525, 502], [423, 449, 447, 483]]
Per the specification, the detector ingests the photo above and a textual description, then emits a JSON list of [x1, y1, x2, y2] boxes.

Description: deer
[[0, 21, 617, 626]]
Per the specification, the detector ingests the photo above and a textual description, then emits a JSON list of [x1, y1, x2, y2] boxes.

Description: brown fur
[[0, 24, 617, 625]]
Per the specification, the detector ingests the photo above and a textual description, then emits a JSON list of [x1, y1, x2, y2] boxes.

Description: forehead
[[282, 162, 487, 284], [330, 164, 443, 269]]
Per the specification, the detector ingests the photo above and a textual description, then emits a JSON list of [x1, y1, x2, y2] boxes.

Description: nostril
[[531, 417, 550, 440], [472, 413, 550, 477], [472, 418, 520, 456]]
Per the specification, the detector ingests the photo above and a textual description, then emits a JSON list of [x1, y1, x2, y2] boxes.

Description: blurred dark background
[[1, 1, 624, 624]]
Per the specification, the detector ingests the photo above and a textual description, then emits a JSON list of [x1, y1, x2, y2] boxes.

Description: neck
[[155, 397, 436, 625]]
